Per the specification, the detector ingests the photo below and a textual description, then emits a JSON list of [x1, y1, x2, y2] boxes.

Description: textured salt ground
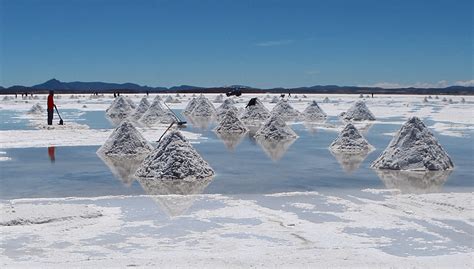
[[372, 117, 454, 171], [1, 191, 472, 268]]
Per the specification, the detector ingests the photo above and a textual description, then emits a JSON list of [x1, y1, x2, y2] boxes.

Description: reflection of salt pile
[[27, 103, 44, 114], [98, 154, 145, 185], [135, 131, 215, 180], [130, 98, 150, 120], [371, 117, 454, 171], [340, 101, 376, 121], [215, 132, 246, 151], [139, 99, 175, 125], [189, 95, 216, 117], [375, 170, 451, 194], [216, 98, 237, 120], [185, 115, 214, 130], [330, 123, 374, 153], [271, 100, 301, 121], [214, 110, 248, 134], [97, 121, 153, 157], [240, 98, 270, 124], [138, 177, 212, 217], [270, 96, 279, 103], [302, 101, 327, 121], [255, 114, 298, 140], [330, 150, 370, 174], [106, 96, 133, 119], [258, 138, 297, 161]]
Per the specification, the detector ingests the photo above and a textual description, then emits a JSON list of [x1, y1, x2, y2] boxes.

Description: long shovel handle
[[157, 122, 175, 142], [54, 105, 63, 120]]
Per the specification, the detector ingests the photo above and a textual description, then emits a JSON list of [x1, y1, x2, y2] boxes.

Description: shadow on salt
[[374, 170, 452, 194]]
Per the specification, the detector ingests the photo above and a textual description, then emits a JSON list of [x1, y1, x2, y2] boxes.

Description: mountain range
[[1, 78, 473, 95]]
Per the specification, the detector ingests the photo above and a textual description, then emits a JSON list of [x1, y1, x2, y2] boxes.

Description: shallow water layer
[[1, 111, 472, 199]]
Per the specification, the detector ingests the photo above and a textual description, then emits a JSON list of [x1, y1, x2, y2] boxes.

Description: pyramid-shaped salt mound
[[214, 110, 248, 134], [28, 103, 44, 114], [139, 99, 174, 125], [97, 120, 153, 157], [189, 95, 216, 117], [303, 100, 327, 121], [213, 94, 224, 103], [371, 117, 454, 171], [216, 98, 237, 120], [254, 114, 298, 140], [270, 96, 279, 103], [125, 97, 136, 109], [130, 97, 150, 121], [322, 97, 330, 103], [183, 97, 198, 114], [271, 100, 301, 121], [340, 101, 375, 121], [135, 131, 215, 180], [240, 98, 270, 124], [106, 96, 133, 119], [329, 123, 374, 153]]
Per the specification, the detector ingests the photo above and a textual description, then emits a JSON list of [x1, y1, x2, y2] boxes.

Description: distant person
[[146, 91, 149, 96], [371, 93, 374, 98], [47, 90, 55, 125], [288, 92, 291, 97], [113, 92, 117, 98], [15, 93, 17, 98], [246, 98, 258, 108]]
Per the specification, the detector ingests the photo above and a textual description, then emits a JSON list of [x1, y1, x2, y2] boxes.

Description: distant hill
[[0, 79, 473, 95]]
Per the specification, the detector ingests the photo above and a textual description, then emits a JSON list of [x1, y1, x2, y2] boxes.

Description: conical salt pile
[[329, 123, 374, 153], [130, 97, 150, 121], [340, 101, 376, 121], [323, 97, 330, 103], [183, 97, 198, 115], [190, 95, 216, 117], [27, 103, 44, 114], [240, 98, 270, 124], [461, 97, 466, 103], [139, 99, 174, 125], [106, 96, 133, 118], [214, 110, 248, 134], [254, 114, 298, 140], [126, 97, 136, 109], [371, 117, 454, 171], [423, 97, 428, 103], [271, 100, 301, 121], [216, 98, 236, 119], [153, 95, 162, 102], [213, 94, 224, 103], [303, 100, 327, 121], [270, 96, 279, 103], [165, 95, 174, 103], [97, 120, 153, 157], [135, 130, 215, 180]]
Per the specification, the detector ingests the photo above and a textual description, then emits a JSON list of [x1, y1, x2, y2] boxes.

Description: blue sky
[[1, 0, 472, 88]]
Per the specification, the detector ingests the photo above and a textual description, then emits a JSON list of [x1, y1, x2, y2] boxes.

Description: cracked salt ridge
[[97, 120, 153, 157], [372, 117, 454, 171], [254, 114, 298, 140], [329, 123, 374, 153], [339, 100, 376, 121], [135, 130, 214, 180]]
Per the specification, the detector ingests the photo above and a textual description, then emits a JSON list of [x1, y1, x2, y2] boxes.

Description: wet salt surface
[[0, 112, 473, 199]]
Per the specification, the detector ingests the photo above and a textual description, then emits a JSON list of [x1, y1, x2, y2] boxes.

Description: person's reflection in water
[[48, 146, 56, 163]]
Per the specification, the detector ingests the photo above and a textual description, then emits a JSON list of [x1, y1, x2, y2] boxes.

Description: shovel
[[54, 105, 64, 125]]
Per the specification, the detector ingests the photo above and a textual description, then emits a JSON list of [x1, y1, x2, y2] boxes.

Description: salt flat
[[0, 93, 473, 268]]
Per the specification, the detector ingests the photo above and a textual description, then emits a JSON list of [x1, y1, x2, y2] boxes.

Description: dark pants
[[47, 109, 54, 125]]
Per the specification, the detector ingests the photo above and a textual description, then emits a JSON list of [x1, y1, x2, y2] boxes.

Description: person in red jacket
[[47, 90, 55, 125]]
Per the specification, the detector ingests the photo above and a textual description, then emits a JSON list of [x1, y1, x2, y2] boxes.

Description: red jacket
[[47, 94, 54, 110]]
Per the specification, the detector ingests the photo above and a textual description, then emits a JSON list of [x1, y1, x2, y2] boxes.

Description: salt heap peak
[[106, 96, 133, 118], [213, 94, 224, 103], [329, 123, 374, 153], [130, 98, 150, 120], [214, 110, 248, 134], [28, 103, 45, 114], [164, 96, 173, 103], [303, 100, 327, 121], [126, 97, 136, 109], [371, 117, 454, 171], [190, 95, 216, 117], [216, 98, 236, 115], [135, 130, 215, 180], [254, 114, 298, 140], [340, 100, 376, 121], [97, 120, 153, 157], [139, 99, 174, 125], [270, 96, 279, 103], [183, 97, 198, 115], [271, 99, 301, 121], [240, 98, 270, 124], [323, 97, 330, 103], [153, 95, 162, 102]]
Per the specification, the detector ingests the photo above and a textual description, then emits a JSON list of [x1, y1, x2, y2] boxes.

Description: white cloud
[[454, 80, 474, 87], [359, 80, 471, 89], [256, 40, 293, 47]]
